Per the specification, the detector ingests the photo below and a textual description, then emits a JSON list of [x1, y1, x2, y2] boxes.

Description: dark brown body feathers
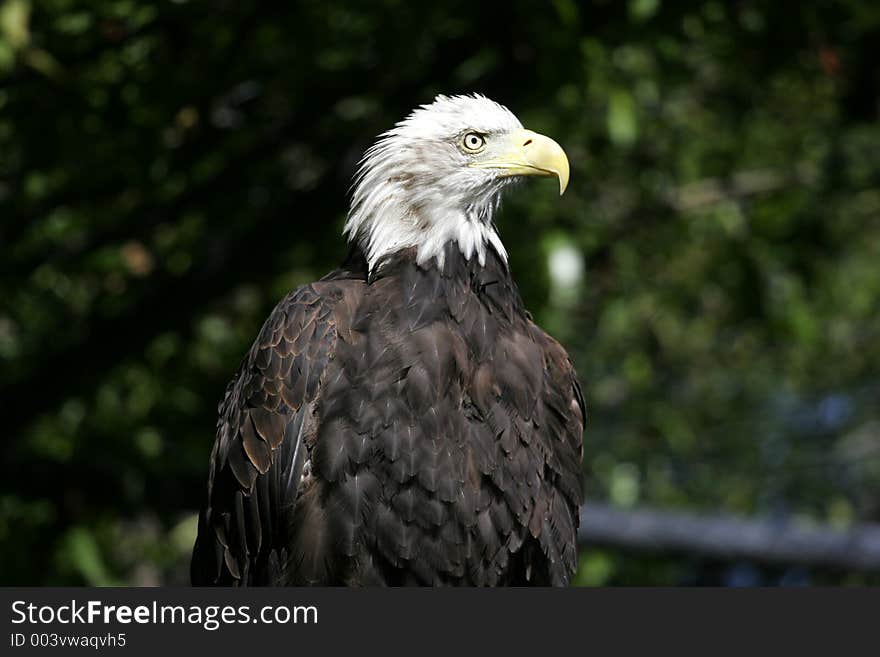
[[192, 243, 584, 586]]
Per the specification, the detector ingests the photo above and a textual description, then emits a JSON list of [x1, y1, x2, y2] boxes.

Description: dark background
[[1, 0, 879, 585]]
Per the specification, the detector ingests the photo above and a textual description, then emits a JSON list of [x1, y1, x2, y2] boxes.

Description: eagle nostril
[[523, 139, 533, 147]]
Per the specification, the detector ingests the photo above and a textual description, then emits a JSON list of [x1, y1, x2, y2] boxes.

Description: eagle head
[[345, 94, 569, 271]]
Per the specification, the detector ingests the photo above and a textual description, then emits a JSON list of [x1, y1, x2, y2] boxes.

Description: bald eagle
[[191, 95, 585, 586]]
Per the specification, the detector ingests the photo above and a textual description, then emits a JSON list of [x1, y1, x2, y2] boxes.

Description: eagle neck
[[368, 242, 526, 324]]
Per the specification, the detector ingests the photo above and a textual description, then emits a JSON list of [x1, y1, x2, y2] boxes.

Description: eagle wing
[[191, 281, 354, 585], [535, 330, 585, 583], [483, 322, 585, 586]]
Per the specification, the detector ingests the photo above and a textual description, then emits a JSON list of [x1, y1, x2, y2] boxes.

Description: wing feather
[[191, 281, 353, 585]]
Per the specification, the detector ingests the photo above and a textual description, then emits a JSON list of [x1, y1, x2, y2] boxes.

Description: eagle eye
[[461, 132, 486, 153]]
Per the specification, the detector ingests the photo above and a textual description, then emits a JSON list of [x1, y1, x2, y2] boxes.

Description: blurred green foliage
[[1, 0, 879, 585]]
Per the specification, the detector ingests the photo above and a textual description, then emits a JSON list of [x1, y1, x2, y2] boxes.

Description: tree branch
[[579, 502, 880, 571], [671, 164, 819, 212]]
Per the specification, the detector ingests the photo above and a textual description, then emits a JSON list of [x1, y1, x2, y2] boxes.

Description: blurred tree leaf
[[607, 89, 638, 147]]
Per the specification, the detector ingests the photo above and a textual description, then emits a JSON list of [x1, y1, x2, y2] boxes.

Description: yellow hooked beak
[[470, 128, 570, 195]]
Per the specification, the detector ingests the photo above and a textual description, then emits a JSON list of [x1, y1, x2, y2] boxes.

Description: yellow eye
[[462, 132, 486, 152]]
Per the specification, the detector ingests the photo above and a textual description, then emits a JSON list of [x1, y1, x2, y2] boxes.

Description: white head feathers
[[344, 94, 523, 272]]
